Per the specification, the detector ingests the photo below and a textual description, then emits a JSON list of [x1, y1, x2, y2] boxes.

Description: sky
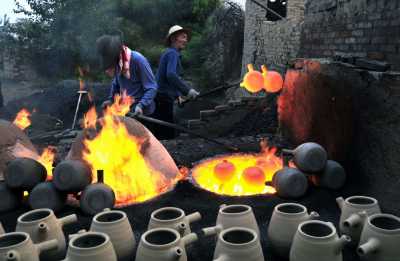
[[0, 0, 246, 23]]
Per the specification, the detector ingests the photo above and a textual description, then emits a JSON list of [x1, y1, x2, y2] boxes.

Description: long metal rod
[[128, 113, 239, 152], [249, 0, 287, 21], [71, 91, 87, 130]]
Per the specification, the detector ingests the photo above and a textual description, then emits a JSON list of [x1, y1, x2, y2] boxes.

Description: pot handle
[[358, 238, 380, 257], [35, 239, 58, 254], [308, 211, 320, 220], [68, 229, 87, 240], [59, 214, 78, 227], [187, 212, 201, 223], [6, 250, 20, 261], [182, 232, 198, 245], [202, 225, 223, 237], [343, 211, 367, 228], [336, 197, 345, 210]]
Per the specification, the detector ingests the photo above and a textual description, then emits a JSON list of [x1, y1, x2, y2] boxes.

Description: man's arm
[[108, 77, 120, 101], [165, 52, 191, 96], [136, 54, 158, 109]]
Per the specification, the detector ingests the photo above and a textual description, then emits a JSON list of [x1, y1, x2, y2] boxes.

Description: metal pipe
[[128, 113, 239, 152], [71, 90, 88, 130]]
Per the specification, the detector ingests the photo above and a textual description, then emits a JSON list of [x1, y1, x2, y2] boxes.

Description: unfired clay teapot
[[90, 208, 135, 260], [268, 203, 319, 259], [213, 227, 264, 261], [16, 208, 77, 260], [136, 228, 198, 261], [148, 207, 201, 236], [336, 196, 381, 245], [0, 232, 58, 261], [290, 220, 350, 261], [62, 231, 117, 261], [282, 142, 327, 173], [357, 213, 400, 261]]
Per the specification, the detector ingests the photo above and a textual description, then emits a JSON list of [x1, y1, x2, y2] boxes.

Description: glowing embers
[[240, 64, 283, 93], [191, 142, 280, 196], [13, 109, 32, 130]]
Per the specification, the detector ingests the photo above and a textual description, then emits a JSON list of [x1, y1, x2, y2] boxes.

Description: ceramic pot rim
[[17, 208, 53, 224], [368, 214, 400, 234], [219, 227, 258, 247], [151, 207, 185, 223], [219, 205, 251, 216], [0, 232, 29, 250], [142, 228, 180, 249], [69, 232, 110, 251], [298, 220, 336, 240], [93, 210, 127, 225], [345, 196, 378, 207], [275, 203, 307, 216]]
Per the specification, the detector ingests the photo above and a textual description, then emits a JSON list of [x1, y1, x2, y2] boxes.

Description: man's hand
[[132, 105, 143, 116], [187, 89, 200, 100], [101, 100, 112, 109]]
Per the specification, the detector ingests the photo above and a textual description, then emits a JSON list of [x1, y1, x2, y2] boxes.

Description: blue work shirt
[[109, 51, 158, 115], [156, 48, 191, 102]]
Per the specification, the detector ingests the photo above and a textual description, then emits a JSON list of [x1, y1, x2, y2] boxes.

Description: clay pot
[[213, 227, 264, 261], [29, 182, 67, 212], [53, 160, 92, 193], [90, 208, 135, 260], [336, 196, 381, 245], [272, 166, 308, 199], [62, 232, 117, 261], [136, 228, 198, 261], [16, 208, 78, 260], [80, 170, 115, 215], [4, 158, 47, 190], [283, 142, 327, 173], [203, 204, 259, 237], [148, 207, 202, 236], [0, 232, 58, 261], [0, 222, 4, 235], [357, 213, 400, 261], [268, 203, 319, 259], [0, 181, 22, 212], [311, 160, 347, 190]]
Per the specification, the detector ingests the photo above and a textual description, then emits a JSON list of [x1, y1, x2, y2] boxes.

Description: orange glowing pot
[[240, 64, 264, 93], [214, 160, 236, 181], [242, 167, 266, 186], [263, 71, 284, 93]]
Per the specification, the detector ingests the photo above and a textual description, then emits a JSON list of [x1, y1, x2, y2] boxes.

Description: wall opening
[[266, 0, 287, 21]]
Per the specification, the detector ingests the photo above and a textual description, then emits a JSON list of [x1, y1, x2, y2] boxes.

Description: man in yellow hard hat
[[153, 25, 200, 139]]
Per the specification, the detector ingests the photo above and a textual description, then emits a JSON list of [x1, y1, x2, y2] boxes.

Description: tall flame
[[37, 146, 57, 180], [13, 109, 32, 130]]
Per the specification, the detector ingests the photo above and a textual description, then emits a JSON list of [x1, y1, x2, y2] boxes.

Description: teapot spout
[[202, 225, 223, 237], [6, 250, 20, 261], [358, 238, 380, 257], [168, 247, 183, 260], [182, 233, 198, 245], [344, 211, 367, 228], [187, 212, 201, 223], [336, 197, 345, 210]]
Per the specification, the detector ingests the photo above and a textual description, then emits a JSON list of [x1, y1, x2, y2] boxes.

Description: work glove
[[101, 100, 112, 109], [132, 105, 143, 116], [187, 89, 200, 100]]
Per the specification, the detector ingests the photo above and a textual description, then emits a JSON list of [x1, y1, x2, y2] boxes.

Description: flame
[[191, 140, 280, 196], [13, 109, 32, 130], [83, 106, 98, 129], [240, 64, 283, 93], [37, 146, 57, 180], [81, 94, 183, 206]]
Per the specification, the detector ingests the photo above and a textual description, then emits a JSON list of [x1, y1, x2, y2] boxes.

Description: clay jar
[[136, 228, 198, 261], [29, 182, 67, 212], [62, 232, 117, 261], [336, 196, 381, 245], [90, 208, 135, 260], [4, 158, 47, 190], [268, 203, 319, 259], [16, 208, 77, 260], [0, 232, 58, 261], [0, 181, 23, 213], [148, 207, 202, 236], [53, 160, 92, 193], [272, 167, 308, 199], [311, 160, 347, 190], [357, 213, 400, 261], [282, 142, 327, 173], [213, 227, 264, 261], [290, 220, 350, 261]]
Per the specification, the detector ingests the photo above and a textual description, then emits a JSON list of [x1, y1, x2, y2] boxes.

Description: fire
[[37, 146, 57, 180], [191, 140, 279, 196], [240, 64, 283, 93], [81, 93, 183, 206], [13, 109, 32, 130]]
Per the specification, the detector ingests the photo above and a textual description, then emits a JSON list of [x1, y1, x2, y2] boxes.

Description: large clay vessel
[[62, 232, 117, 261], [90, 208, 135, 260], [336, 196, 381, 245], [29, 182, 67, 212], [53, 160, 92, 193], [148, 207, 201, 236], [15, 208, 77, 260], [272, 167, 308, 199], [213, 227, 264, 261], [0, 232, 57, 261], [290, 220, 350, 261], [282, 142, 327, 173], [357, 213, 400, 261], [310, 160, 346, 190], [268, 203, 319, 259], [4, 158, 47, 190], [0, 181, 22, 212], [136, 228, 198, 261]]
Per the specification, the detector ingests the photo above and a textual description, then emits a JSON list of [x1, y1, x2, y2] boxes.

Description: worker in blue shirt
[[154, 25, 200, 139], [96, 35, 158, 116]]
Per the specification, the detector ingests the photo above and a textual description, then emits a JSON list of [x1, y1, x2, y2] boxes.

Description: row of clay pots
[[337, 195, 400, 261]]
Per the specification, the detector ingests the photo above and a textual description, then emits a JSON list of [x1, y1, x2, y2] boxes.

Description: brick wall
[[300, 0, 400, 70]]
